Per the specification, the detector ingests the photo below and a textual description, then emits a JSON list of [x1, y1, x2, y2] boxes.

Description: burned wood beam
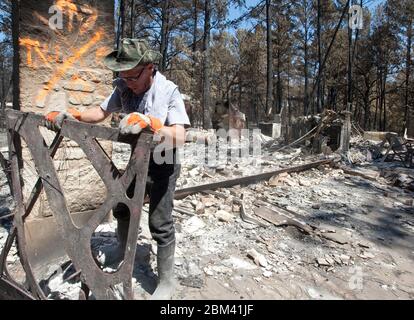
[[175, 159, 333, 199], [253, 206, 313, 235], [201, 190, 267, 227], [332, 163, 379, 182], [173, 206, 195, 216], [254, 198, 319, 230]]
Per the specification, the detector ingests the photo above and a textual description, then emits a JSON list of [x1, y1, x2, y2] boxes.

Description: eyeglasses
[[120, 67, 145, 82]]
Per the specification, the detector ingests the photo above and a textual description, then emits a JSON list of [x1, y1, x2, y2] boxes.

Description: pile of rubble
[[1, 132, 414, 299]]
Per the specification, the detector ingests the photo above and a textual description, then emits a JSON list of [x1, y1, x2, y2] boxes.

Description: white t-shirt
[[101, 71, 190, 127]]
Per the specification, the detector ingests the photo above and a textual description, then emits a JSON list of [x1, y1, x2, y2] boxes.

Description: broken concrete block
[[316, 257, 331, 266], [324, 255, 335, 266], [203, 267, 214, 276], [211, 265, 233, 275], [339, 254, 350, 265], [222, 256, 257, 270], [262, 270, 273, 278], [64, 81, 96, 93], [269, 172, 289, 186], [358, 252, 375, 259], [214, 210, 234, 222], [247, 249, 268, 268], [182, 216, 205, 234], [195, 202, 205, 215], [322, 231, 349, 245], [188, 168, 200, 178], [299, 179, 312, 187]]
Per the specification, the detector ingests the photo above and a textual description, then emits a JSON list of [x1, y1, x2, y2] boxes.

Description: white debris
[[247, 249, 268, 268], [214, 210, 234, 222], [222, 256, 257, 270], [262, 270, 273, 278], [182, 216, 206, 234]]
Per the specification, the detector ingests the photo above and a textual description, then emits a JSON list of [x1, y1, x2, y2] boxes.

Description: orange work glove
[[119, 112, 163, 135], [45, 108, 81, 129]]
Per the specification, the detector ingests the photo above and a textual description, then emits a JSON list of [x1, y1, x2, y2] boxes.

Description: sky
[[228, 0, 386, 31], [0, 0, 387, 42]]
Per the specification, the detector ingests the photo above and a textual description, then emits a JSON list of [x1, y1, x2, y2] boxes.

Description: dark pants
[[113, 150, 181, 247]]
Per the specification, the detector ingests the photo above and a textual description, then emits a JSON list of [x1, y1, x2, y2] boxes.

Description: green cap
[[103, 38, 162, 72]]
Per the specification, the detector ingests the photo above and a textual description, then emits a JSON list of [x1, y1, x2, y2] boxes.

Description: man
[[45, 38, 190, 300]]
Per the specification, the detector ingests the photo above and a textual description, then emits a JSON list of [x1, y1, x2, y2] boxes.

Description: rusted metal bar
[[1, 110, 154, 300], [175, 158, 333, 199], [0, 277, 35, 300]]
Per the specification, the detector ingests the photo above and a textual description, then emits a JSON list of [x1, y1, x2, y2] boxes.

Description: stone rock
[[262, 270, 273, 278], [358, 252, 375, 259], [332, 254, 343, 264], [299, 179, 312, 187], [222, 256, 257, 270], [69, 96, 81, 105], [202, 197, 216, 208], [211, 265, 233, 275], [247, 249, 268, 268], [322, 231, 349, 245], [203, 267, 214, 276], [182, 216, 205, 234], [179, 261, 204, 288], [269, 172, 289, 186], [195, 202, 205, 215], [214, 210, 234, 222], [339, 254, 350, 265], [316, 257, 331, 266], [6, 255, 17, 263], [81, 95, 94, 106], [46, 92, 68, 111], [324, 255, 335, 265], [64, 81, 96, 93], [188, 168, 199, 178]]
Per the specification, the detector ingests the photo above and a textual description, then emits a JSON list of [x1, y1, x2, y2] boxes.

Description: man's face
[[119, 64, 154, 95]]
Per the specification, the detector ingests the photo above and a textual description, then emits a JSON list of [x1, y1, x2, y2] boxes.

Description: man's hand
[[119, 112, 163, 135], [45, 108, 81, 130]]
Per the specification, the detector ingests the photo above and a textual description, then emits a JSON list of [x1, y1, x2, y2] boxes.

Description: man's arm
[[79, 106, 111, 123], [158, 124, 186, 148]]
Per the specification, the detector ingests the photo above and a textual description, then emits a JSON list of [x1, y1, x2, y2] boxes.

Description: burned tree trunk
[[266, 0, 273, 117], [202, 0, 212, 129], [160, 0, 170, 72]]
